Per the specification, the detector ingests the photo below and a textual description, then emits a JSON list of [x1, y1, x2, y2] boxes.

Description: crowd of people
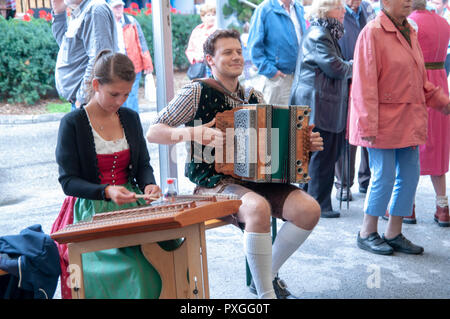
[[241, 0, 449, 262], [51, 0, 152, 111], [45, 0, 450, 299]]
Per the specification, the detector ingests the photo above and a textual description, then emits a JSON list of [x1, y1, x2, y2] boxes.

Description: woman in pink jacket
[[349, 0, 450, 255]]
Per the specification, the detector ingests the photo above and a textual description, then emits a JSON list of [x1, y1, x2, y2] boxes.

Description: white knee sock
[[272, 221, 312, 279], [437, 195, 448, 208], [243, 231, 276, 299]]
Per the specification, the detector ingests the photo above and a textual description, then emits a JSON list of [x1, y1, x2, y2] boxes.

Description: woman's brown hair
[[86, 50, 136, 101]]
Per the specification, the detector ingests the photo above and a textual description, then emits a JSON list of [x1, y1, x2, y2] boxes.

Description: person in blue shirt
[[247, 0, 307, 105]]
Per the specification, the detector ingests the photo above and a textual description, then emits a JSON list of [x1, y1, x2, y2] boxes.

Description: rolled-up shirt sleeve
[[153, 82, 202, 127]]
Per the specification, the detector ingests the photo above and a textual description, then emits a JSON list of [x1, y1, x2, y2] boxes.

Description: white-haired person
[[290, 0, 353, 218]]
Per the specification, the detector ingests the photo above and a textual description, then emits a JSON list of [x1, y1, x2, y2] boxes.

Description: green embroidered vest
[[185, 82, 260, 188]]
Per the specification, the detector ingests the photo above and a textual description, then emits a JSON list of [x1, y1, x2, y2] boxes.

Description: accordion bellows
[[215, 104, 312, 184]]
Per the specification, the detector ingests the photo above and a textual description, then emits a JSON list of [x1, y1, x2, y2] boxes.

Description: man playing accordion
[[146, 29, 324, 299]]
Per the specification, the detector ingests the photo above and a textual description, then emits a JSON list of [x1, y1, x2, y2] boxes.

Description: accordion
[[215, 104, 311, 184]]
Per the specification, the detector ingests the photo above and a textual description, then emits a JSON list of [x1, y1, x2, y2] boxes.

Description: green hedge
[[136, 13, 201, 71], [0, 17, 58, 104], [0, 13, 201, 105]]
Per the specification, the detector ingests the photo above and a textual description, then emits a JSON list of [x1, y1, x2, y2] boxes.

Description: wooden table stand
[[66, 222, 210, 299]]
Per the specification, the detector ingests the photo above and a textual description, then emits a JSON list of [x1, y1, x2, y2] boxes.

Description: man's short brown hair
[[203, 29, 242, 63]]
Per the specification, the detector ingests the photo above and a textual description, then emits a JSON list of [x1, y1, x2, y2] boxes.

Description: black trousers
[[302, 128, 344, 212]]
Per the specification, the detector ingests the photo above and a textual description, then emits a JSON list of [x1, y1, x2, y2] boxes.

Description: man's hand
[[192, 118, 224, 148], [272, 70, 286, 79], [51, 0, 67, 14], [308, 125, 324, 152]]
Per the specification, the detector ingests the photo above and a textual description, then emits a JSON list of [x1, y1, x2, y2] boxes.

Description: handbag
[[187, 62, 206, 80]]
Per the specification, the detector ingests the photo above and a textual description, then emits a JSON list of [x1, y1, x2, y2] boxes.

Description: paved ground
[[204, 162, 450, 299], [0, 104, 449, 299]]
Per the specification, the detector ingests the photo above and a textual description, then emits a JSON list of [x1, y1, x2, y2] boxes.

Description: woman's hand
[[308, 125, 324, 152], [143, 184, 162, 204], [362, 136, 376, 145], [104, 185, 136, 206]]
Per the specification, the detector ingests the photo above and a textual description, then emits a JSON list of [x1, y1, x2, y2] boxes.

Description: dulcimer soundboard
[[51, 194, 241, 244]]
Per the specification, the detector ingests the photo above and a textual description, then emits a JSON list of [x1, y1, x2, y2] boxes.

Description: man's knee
[[305, 198, 321, 227], [239, 192, 272, 231], [284, 191, 320, 230]]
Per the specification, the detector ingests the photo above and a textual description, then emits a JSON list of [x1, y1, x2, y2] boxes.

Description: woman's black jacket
[[290, 25, 353, 133], [55, 107, 156, 200]]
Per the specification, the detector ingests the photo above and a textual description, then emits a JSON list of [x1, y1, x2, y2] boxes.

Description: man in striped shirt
[[146, 29, 323, 299]]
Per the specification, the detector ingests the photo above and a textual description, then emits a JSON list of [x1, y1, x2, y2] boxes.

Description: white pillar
[[216, 0, 226, 28], [152, 0, 178, 187]]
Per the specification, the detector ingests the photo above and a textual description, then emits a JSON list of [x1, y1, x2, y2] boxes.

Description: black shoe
[[357, 232, 394, 255], [248, 276, 297, 299], [272, 276, 297, 299], [382, 233, 424, 255], [321, 210, 340, 218], [359, 186, 368, 194], [336, 189, 353, 201]]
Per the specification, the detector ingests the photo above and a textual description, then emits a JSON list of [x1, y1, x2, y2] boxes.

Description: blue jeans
[[364, 147, 420, 217], [122, 72, 142, 113]]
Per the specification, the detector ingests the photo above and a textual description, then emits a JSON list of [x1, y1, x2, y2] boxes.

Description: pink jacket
[[348, 11, 449, 149]]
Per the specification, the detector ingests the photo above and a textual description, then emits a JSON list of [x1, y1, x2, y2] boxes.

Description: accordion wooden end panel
[[215, 104, 312, 184], [51, 196, 242, 244]]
